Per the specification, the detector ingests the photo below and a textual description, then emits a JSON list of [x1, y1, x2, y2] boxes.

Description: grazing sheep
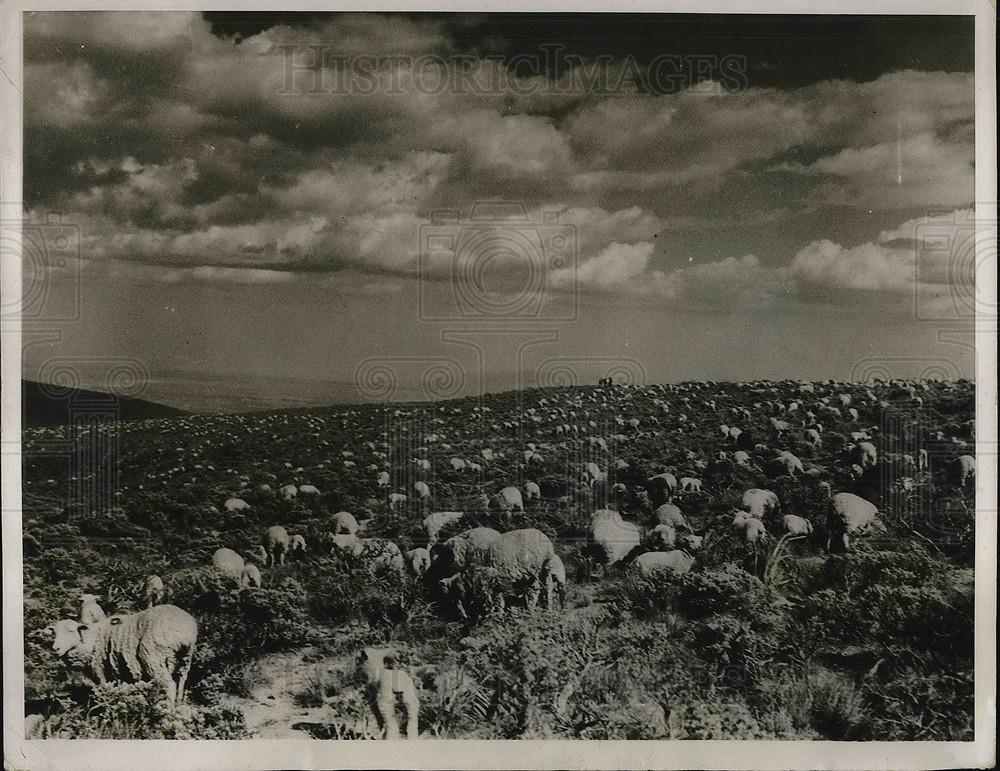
[[279, 484, 298, 501], [360, 539, 406, 573], [377, 471, 390, 487], [733, 450, 752, 468], [359, 647, 419, 739], [828, 492, 884, 551], [413, 481, 431, 499], [405, 548, 431, 577], [524, 481, 541, 501], [289, 534, 307, 558], [299, 484, 321, 496], [50, 605, 197, 706], [211, 548, 246, 583], [588, 509, 643, 570], [742, 489, 779, 519], [770, 452, 804, 477], [262, 525, 291, 567], [646, 524, 678, 551], [450, 457, 467, 471], [423, 511, 465, 546], [630, 550, 695, 577], [241, 563, 262, 588], [79, 594, 106, 625], [389, 493, 409, 507], [488, 486, 524, 514], [332, 510, 361, 535], [741, 517, 769, 544], [480, 528, 558, 611], [143, 575, 165, 609], [224, 497, 250, 513], [432, 527, 502, 572], [855, 442, 878, 469], [782, 514, 814, 537], [652, 503, 688, 530], [679, 477, 702, 493]]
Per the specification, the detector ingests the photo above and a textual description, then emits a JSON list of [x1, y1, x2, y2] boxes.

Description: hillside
[[21, 378, 976, 741], [21, 380, 189, 427]]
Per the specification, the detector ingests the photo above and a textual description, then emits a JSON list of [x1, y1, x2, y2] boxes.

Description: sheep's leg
[[176, 650, 193, 704], [377, 691, 399, 739], [544, 577, 555, 610], [526, 579, 540, 611], [157, 665, 177, 707], [403, 691, 420, 739]]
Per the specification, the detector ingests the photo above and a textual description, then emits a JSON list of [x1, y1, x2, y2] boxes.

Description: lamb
[[422, 511, 465, 546], [358, 647, 419, 739], [289, 534, 307, 558], [630, 550, 695, 577], [262, 525, 291, 567], [524, 481, 541, 501], [143, 575, 165, 608], [952, 454, 976, 487], [241, 563, 263, 588], [782, 514, 814, 537], [405, 547, 431, 577], [79, 594, 106, 625], [389, 493, 409, 507], [828, 492, 884, 551], [49, 605, 197, 706], [377, 471, 390, 487], [742, 488, 779, 519]]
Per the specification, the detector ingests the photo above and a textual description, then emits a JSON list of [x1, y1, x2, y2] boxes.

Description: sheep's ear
[[109, 617, 122, 626]]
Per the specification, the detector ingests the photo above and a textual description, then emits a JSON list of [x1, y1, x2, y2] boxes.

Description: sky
[[20, 12, 977, 412]]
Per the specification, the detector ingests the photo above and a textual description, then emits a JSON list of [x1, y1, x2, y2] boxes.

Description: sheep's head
[[49, 619, 100, 659]]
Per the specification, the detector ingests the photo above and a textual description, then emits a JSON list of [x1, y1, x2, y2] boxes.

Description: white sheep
[[828, 492, 884, 551], [377, 471, 390, 487], [279, 484, 298, 501], [79, 594, 106, 625], [422, 511, 464, 546], [489, 486, 524, 514], [742, 489, 779, 519], [50, 605, 197, 706], [299, 484, 321, 496], [524, 481, 541, 501], [588, 509, 643, 570], [652, 503, 688, 530], [212, 547, 247, 583], [405, 547, 431, 577], [782, 514, 814, 537], [432, 527, 502, 571], [332, 510, 361, 535], [645, 473, 677, 505], [630, 550, 695, 577], [241, 563, 262, 588], [289, 534, 307, 558], [262, 525, 291, 567], [679, 477, 702, 493], [545, 554, 567, 609], [389, 493, 409, 507], [413, 481, 431, 499], [143, 575, 165, 608], [952, 454, 975, 487], [224, 497, 250, 513], [358, 647, 419, 739]]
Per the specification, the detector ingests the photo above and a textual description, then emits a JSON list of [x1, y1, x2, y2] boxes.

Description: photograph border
[[2, 0, 995, 768]]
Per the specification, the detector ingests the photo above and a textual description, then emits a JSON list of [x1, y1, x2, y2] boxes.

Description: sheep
[[241, 563, 262, 588], [588, 509, 643, 570], [855, 442, 878, 469], [289, 534, 307, 559], [332, 510, 361, 535], [742, 488, 779, 519], [488, 486, 524, 514], [377, 471, 390, 487], [742, 517, 769, 544], [423, 511, 465, 546], [630, 550, 695, 577], [358, 647, 419, 739], [224, 497, 250, 513], [299, 484, 321, 496], [478, 528, 557, 611], [432, 527, 502, 572], [143, 575, 165, 608], [389, 493, 409, 507], [524, 481, 541, 501], [770, 451, 804, 477], [49, 605, 197, 707], [733, 450, 752, 468], [212, 547, 247, 583], [679, 477, 702, 494], [79, 594, 106, 625], [413, 481, 431, 499], [828, 492, 884, 551], [646, 524, 678, 551], [449, 457, 466, 471], [652, 503, 688, 530], [405, 547, 431, 577], [262, 525, 291, 567], [279, 484, 298, 501], [782, 514, 814, 537], [360, 539, 406, 573]]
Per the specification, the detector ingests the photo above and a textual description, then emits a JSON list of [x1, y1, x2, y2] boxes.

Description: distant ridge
[[21, 380, 189, 427]]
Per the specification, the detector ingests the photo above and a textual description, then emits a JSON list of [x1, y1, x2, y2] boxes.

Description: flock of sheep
[[37, 376, 976, 738]]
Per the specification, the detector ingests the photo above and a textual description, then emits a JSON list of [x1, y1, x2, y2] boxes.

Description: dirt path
[[224, 646, 364, 739]]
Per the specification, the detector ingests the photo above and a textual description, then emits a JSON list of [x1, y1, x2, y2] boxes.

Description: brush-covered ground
[[22, 378, 976, 740]]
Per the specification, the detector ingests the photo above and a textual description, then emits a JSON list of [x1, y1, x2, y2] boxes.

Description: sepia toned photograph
[[1, 4, 996, 769]]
